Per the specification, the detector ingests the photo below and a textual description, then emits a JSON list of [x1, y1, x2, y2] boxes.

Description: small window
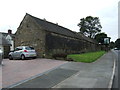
[[26, 24, 30, 28], [26, 24, 29, 28], [14, 47, 22, 51]]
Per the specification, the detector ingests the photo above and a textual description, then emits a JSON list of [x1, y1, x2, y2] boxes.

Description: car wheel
[[21, 55, 25, 60], [9, 55, 13, 60]]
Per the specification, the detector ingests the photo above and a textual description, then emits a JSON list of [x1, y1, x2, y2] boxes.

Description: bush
[[52, 53, 67, 60]]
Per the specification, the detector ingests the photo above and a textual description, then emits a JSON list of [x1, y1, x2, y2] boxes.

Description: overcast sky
[[0, 0, 119, 41]]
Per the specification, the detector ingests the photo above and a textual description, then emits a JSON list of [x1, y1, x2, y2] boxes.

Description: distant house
[[15, 13, 100, 58], [5, 30, 15, 50], [1, 30, 15, 51], [0, 33, 11, 58], [0, 30, 15, 58]]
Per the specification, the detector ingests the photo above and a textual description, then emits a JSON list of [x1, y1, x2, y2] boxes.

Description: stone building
[[6, 30, 15, 51], [0, 33, 11, 58], [15, 13, 100, 58], [1, 30, 15, 51]]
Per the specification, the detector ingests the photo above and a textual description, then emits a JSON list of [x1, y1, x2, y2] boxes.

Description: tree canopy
[[78, 16, 102, 38], [115, 38, 120, 49], [95, 32, 107, 44], [110, 41, 115, 49]]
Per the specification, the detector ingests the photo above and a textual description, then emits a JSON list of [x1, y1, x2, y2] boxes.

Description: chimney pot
[[8, 29, 12, 34]]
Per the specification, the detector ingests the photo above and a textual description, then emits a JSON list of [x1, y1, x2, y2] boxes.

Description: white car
[[114, 48, 119, 50], [9, 46, 37, 60]]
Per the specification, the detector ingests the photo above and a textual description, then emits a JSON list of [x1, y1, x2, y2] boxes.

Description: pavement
[[1, 51, 116, 89]]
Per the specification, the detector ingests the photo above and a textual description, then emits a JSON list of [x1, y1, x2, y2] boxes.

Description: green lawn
[[67, 51, 106, 63]]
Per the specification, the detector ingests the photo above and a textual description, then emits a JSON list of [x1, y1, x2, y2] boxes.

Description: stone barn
[[15, 13, 100, 58]]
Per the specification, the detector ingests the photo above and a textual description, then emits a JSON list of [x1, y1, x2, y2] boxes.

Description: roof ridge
[[27, 13, 76, 34]]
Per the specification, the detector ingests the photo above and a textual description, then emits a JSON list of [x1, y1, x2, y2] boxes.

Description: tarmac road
[[10, 51, 115, 89], [112, 50, 119, 90]]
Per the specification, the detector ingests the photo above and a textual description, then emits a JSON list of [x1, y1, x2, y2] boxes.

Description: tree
[[95, 32, 107, 44], [78, 16, 102, 38], [115, 38, 120, 49], [110, 41, 115, 49]]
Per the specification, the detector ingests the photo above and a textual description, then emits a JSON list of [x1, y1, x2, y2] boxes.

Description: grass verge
[[67, 51, 106, 63]]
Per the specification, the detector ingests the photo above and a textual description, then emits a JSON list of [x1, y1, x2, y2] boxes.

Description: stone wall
[[45, 32, 99, 58]]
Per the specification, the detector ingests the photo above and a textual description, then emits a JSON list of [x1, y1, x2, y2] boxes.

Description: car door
[[12, 47, 22, 58]]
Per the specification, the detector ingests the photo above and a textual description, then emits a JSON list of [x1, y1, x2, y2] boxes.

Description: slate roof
[[0, 33, 11, 46], [27, 14, 97, 43], [1, 32, 8, 38], [1, 32, 15, 39]]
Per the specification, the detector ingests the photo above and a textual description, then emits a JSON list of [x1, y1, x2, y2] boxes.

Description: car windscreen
[[25, 47, 34, 50]]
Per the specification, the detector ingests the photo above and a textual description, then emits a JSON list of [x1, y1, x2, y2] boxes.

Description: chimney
[[43, 18, 46, 21], [8, 29, 12, 34], [56, 23, 58, 25]]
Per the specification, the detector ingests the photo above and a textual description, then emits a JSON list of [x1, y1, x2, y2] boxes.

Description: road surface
[[112, 50, 119, 90]]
